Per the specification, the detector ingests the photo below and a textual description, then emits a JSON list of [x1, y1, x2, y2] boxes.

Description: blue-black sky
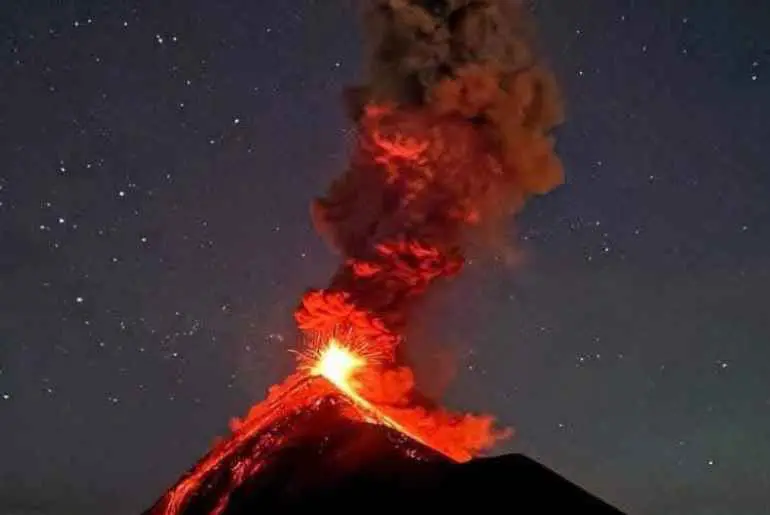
[[1, 1, 769, 514]]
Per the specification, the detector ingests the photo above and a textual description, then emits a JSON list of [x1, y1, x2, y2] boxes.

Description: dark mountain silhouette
[[142, 394, 624, 514]]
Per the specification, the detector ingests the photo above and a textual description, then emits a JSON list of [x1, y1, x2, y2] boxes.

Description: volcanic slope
[[142, 391, 624, 514]]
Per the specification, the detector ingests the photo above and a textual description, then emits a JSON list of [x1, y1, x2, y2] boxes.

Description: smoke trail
[[294, 0, 564, 456]]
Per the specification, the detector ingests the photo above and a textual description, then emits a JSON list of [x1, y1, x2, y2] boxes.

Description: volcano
[[142, 3, 616, 513], [142, 388, 624, 514]]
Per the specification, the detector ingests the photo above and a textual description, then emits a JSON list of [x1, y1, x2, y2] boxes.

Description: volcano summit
[[142, 390, 624, 514]]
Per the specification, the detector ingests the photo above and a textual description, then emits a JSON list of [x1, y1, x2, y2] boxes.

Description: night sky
[[2, 2, 769, 514]]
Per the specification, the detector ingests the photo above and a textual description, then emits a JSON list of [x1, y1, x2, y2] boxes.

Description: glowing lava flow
[[162, 336, 474, 515], [309, 339, 469, 463], [163, 372, 321, 515]]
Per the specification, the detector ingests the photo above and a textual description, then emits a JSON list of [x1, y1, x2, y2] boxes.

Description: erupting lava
[[155, 2, 566, 514], [308, 337, 468, 462], [162, 332, 482, 515], [311, 339, 366, 386]]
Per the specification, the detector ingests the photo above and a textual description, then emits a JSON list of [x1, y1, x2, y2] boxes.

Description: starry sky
[[1, 1, 769, 514]]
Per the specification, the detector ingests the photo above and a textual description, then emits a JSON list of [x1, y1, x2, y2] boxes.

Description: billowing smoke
[[152, 5, 565, 513], [357, 0, 563, 199], [294, 0, 564, 457]]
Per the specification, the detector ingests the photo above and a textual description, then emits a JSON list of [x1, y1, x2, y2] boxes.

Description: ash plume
[[295, 0, 565, 455], [355, 0, 564, 195]]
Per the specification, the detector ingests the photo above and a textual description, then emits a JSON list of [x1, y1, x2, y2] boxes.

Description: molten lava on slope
[[142, 382, 624, 515], [147, 333, 496, 515], [142, 381, 448, 515]]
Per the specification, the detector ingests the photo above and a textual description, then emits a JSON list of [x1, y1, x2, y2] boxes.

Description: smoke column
[[153, 4, 565, 513], [294, 0, 564, 457]]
